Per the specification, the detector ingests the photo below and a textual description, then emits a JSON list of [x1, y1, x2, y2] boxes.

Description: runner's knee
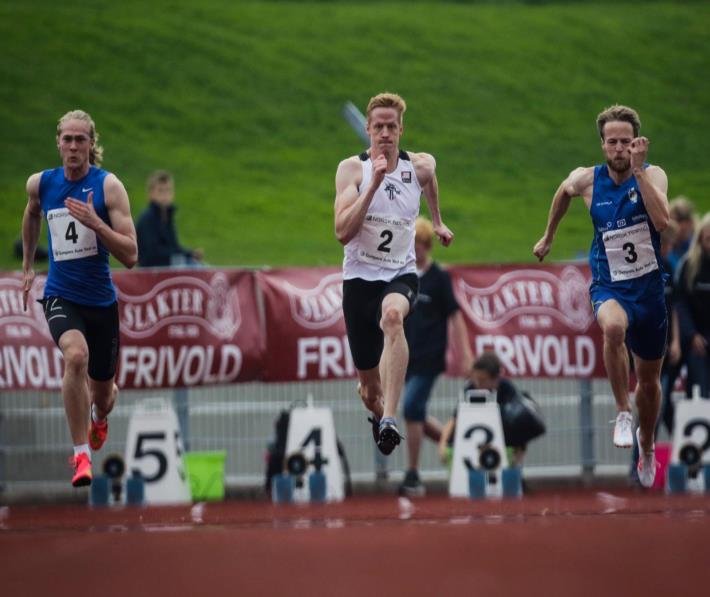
[[602, 321, 626, 346], [380, 306, 403, 334], [63, 345, 89, 373], [637, 378, 661, 398]]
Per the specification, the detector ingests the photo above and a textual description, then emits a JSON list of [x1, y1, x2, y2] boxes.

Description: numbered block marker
[[671, 394, 710, 495], [124, 398, 191, 505], [285, 405, 344, 502], [449, 402, 508, 499]]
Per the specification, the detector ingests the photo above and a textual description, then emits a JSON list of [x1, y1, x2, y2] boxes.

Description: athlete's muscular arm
[[630, 137, 670, 232], [334, 155, 384, 245], [413, 152, 453, 247], [64, 174, 138, 268], [533, 167, 593, 262], [22, 173, 42, 311]]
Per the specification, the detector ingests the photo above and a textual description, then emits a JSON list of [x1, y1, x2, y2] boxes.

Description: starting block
[[668, 387, 710, 494], [89, 454, 145, 507], [280, 399, 344, 503], [449, 390, 510, 499], [124, 398, 191, 505]]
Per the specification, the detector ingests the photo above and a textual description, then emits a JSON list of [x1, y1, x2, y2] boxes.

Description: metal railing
[[0, 375, 665, 501]]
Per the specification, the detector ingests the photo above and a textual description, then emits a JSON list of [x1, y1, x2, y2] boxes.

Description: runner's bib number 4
[[47, 207, 98, 262], [603, 221, 658, 282], [358, 212, 413, 269]]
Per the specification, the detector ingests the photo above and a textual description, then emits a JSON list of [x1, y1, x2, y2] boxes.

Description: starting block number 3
[[449, 402, 508, 498]]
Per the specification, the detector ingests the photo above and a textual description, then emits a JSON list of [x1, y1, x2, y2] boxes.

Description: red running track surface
[[1, 489, 709, 597]]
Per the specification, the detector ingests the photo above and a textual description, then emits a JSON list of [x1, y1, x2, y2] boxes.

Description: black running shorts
[[41, 296, 120, 381], [342, 273, 418, 371]]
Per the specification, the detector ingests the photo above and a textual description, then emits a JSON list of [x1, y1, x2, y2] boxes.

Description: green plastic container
[[184, 451, 226, 501]]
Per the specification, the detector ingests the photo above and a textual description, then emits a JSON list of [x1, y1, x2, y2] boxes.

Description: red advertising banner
[[0, 269, 264, 390], [257, 268, 352, 382], [1, 263, 605, 390], [448, 264, 604, 378]]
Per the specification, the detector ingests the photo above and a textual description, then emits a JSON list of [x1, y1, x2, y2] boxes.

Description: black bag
[[264, 406, 352, 498], [498, 390, 546, 448]]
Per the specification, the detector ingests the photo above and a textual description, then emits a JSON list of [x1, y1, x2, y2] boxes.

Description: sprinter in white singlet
[[334, 92, 454, 455]]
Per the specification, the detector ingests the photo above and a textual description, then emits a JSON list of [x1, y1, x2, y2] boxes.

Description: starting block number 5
[[124, 399, 191, 505], [130, 431, 182, 483]]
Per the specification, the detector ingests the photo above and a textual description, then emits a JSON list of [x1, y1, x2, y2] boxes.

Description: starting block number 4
[[124, 398, 191, 505], [284, 405, 344, 502], [449, 402, 508, 498], [671, 394, 710, 492]]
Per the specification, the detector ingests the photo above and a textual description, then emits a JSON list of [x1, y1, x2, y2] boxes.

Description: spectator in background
[[398, 217, 472, 497], [658, 219, 682, 430], [136, 170, 203, 267], [668, 196, 697, 272], [675, 212, 710, 398]]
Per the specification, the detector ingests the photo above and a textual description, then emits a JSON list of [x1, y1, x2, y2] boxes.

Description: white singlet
[[342, 151, 422, 281]]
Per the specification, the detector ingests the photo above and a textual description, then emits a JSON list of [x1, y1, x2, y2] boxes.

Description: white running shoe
[[636, 427, 657, 488], [613, 411, 633, 448]]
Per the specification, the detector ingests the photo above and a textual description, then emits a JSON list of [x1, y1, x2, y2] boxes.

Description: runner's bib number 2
[[358, 212, 413, 269], [47, 207, 98, 262], [603, 221, 658, 282]]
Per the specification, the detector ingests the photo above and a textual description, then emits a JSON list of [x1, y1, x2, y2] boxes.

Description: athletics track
[[1, 489, 709, 596]]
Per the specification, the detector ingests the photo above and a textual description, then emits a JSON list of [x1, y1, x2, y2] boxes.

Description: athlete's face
[[601, 121, 634, 173], [367, 107, 403, 156], [57, 119, 93, 171]]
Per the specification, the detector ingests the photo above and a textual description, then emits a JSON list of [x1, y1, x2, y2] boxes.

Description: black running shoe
[[368, 415, 380, 443], [377, 417, 402, 455]]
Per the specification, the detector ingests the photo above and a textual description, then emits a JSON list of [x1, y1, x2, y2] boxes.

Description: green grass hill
[[1, 1, 708, 271]]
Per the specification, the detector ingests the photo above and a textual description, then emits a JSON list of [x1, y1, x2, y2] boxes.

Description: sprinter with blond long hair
[[22, 110, 137, 487]]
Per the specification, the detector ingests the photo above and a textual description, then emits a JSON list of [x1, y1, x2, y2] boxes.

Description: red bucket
[[652, 442, 672, 490]]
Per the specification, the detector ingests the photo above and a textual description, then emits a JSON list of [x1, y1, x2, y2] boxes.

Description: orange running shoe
[[71, 453, 92, 487], [89, 418, 108, 451]]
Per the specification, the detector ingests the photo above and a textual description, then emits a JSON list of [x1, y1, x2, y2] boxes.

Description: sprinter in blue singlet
[[533, 105, 671, 488], [21, 110, 138, 487]]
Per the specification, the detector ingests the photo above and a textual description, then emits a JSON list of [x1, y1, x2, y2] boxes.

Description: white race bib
[[358, 212, 413, 269], [603, 221, 658, 282], [47, 207, 98, 262]]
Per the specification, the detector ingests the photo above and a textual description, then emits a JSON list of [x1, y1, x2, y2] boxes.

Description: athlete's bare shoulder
[[643, 164, 668, 192], [103, 173, 131, 210], [564, 166, 594, 197], [408, 151, 435, 186], [335, 155, 364, 189], [26, 172, 42, 200]]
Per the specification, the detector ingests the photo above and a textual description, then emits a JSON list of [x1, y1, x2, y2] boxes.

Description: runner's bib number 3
[[603, 221, 658, 282], [47, 207, 98, 262], [358, 212, 413, 269]]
